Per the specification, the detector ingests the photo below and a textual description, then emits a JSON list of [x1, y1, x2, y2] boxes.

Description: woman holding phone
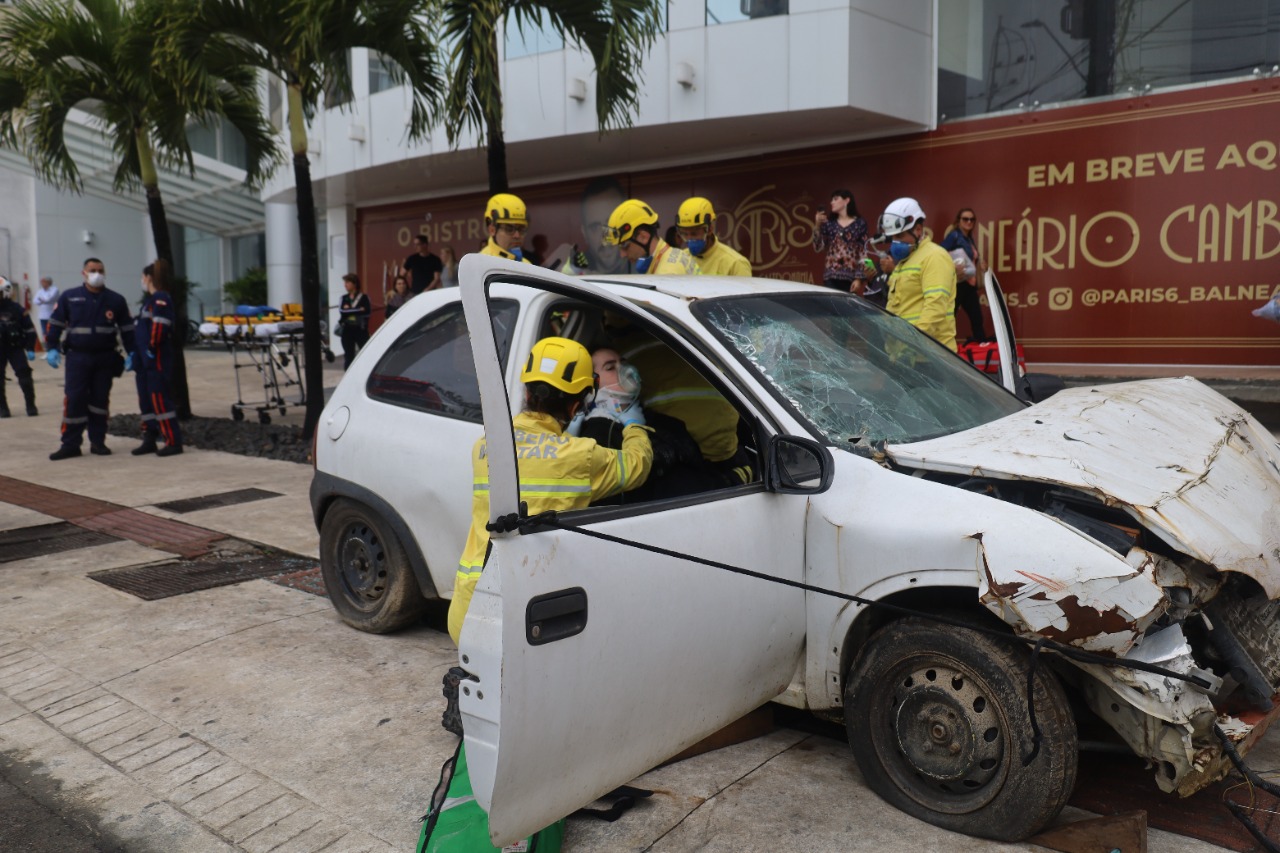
[[812, 189, 869, 292]]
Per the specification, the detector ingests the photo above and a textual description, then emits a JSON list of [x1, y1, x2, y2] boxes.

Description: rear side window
[[366, 300, 519, 422]]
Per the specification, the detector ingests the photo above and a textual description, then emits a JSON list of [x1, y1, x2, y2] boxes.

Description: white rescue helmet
[[878, 197, 926, 237], [0, 277, 12, 298]]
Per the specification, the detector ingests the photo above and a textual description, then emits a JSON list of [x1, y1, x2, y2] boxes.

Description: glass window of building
[[939, 0, 1280, 122], [325, 51, 353, 108], [169, 224, 222, 317], [369, 51, 399, 94], [219, 122, 248, 170], [187, 122, 218, 160], [503, 8, 565, 59], [230, 233, 266, 281], [502, 4, 669, 59], [707, 0, 787, 26]]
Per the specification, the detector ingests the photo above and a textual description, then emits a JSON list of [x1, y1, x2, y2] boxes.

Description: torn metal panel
[[889, 378, 1280, 597], [974, 526, 1167, 656]]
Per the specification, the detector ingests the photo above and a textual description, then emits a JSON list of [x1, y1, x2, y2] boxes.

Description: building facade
[[261, 0, 1280, 367]]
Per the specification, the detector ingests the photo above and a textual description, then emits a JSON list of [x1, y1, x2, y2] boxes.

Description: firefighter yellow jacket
[[448, 410, 653, 643], [886, 236, 957, 352], [693, 240, 752, 276], [480, 239, 532, 263], [645, 239, 701, 276]]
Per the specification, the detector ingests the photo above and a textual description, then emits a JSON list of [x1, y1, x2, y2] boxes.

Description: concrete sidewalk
[[0, 348, 1271, 851]]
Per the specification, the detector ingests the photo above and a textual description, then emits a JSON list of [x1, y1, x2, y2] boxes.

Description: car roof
[[578, 275, 828, 301]]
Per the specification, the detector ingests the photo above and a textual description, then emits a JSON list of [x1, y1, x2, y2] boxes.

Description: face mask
[[86, 272, 105, 288], [684, 239, 707, 257], [634, 256, 652, 274], [889, 241, 914, 262]]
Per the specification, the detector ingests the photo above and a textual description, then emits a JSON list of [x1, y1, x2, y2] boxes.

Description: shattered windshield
[[694, 294, 1025, 445]]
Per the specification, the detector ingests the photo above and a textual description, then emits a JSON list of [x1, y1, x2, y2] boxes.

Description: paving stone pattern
[[0, 640, 394, 853], [108, 415, 311, 465]]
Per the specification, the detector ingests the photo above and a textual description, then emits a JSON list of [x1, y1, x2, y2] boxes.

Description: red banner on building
[[356, 78, 1280, 366]]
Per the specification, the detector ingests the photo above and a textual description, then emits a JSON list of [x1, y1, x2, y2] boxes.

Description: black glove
[[571, 245, 590, 270]]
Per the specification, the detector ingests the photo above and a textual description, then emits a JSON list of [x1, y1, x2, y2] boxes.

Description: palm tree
[[440, 0, 664, 194], [0, 0, 279, 418], [164, 0, 444, 440]]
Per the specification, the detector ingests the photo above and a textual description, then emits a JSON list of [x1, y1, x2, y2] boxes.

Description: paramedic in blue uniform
[[131, 259, 183, 456], [44, 257, 135, 460]]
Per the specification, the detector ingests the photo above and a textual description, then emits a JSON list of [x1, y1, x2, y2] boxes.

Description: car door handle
[[526, 587, 587, 646]]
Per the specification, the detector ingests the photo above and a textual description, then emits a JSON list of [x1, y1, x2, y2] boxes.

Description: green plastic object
[[418, 744, 564, 853]]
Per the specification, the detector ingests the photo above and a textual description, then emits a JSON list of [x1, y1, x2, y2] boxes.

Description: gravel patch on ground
[[107, 414, 310, 464]]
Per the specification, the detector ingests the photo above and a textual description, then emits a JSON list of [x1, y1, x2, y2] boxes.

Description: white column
[[325, 204, 355, 338], [265, 201, 302, 308]]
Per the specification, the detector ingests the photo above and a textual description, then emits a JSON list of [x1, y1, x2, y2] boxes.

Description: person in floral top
[[812, 189, 869, 292]]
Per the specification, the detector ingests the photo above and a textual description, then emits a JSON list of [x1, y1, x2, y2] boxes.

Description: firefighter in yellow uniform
[[676, 197, 752, 276], [447, 337, 653, 644], [879, 197, 957, 352], [604, 199, 700, 275], [479, 193, 533, 264], [601, 200, 750, 486]]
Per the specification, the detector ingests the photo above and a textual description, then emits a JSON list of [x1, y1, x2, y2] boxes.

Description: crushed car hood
[[888, 377, 1280, 597]]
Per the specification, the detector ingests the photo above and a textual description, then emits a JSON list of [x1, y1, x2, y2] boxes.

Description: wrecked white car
[[311, 256, 1280, 843]]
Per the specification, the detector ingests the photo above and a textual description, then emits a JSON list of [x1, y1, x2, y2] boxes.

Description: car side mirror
[[767, 435, 833, 495]]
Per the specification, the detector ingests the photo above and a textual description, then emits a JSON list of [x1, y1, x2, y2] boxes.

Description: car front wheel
[[844, 617, 1077, 841], [320, 498, 427, 633]]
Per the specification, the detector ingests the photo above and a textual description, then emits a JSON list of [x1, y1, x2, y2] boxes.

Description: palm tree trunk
[[485, 109, 507, 195], [289, 84, 324, 441], [138, 131, 191, 419], [484, 30, 507, 195]]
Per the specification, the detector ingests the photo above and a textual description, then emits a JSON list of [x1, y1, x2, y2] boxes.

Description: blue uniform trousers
[[2, 347, 32, 385], [135, 363, 181, 447], [62, 351, 116, 448]]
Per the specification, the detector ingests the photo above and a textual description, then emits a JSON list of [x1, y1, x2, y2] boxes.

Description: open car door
[[457, 256, 810, 845], [984, 271, 1066, 403], [982, 270, 1019, 395]]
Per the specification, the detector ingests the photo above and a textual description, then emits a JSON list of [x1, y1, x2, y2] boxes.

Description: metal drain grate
[[89, 551, 317, 600], [154, 488, 284, 514], [0, 522, 123, 564]]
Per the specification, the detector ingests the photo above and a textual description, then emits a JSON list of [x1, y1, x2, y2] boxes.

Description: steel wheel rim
[[337, 522, 388, 608], [871, 655, 1010, 815]]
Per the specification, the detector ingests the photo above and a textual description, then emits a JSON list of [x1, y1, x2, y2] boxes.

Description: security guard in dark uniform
[[0, 277, 38, 418], [45, 258, 134, 460], [131, 260, 182, 456]]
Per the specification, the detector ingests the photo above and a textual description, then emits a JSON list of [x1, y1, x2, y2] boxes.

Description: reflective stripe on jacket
[[646, 239, 701, 276], [693, 240, 752, 276], [886, 236, 958, 352], [447, 410, 653, 643], [46, 285, 135, 353]]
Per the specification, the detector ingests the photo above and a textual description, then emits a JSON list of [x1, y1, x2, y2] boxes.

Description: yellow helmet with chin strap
[[521, 337, 594, 396], [486, 193, 528, 227], [676, 197, 715, 229], [603, 199, 659, 246]]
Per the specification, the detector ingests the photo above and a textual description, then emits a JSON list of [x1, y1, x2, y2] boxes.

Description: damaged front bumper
[[1076, 612, 1280, 796]]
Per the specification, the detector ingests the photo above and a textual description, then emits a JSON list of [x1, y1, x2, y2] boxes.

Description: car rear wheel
[[844, 617, 1077, 841], [320, 498, 427, 633]]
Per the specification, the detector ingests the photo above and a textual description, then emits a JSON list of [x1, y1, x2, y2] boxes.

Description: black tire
[[258, 411, 271, 424], [320, 498, 428, 633], [844, 618, 1077, 841], [231, 406, 244, 422]]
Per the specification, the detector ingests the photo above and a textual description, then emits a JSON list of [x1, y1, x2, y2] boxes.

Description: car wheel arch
[[836, 583, 1011, 704], [310, 472, 440, 600]]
